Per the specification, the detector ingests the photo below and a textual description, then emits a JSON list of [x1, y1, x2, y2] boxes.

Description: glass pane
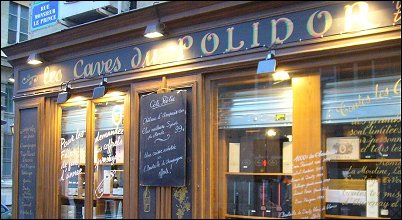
[[21, 5, 29, 19], [9, 2, 18, 15], [19, 33, 28, 42], [93, 96, 125, 219], [59, 105, 87, 219], [20, 18, 28, 33], [4, 148, 12, 160], [8, 15, 17, 30], [6, 85, 14, 112], [3, 163, 12, 176], [322, 56, 401, 219], [8, 30, 16, 44], [218, 79, 293, 218]]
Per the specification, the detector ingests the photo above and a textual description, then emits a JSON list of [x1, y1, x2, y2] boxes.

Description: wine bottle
[[113, 176, 119, 195]]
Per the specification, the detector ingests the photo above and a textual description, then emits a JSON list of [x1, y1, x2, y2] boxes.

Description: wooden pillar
[[291, 74, 322, 219]]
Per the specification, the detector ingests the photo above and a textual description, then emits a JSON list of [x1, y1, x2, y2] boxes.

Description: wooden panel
[[131, 75, 200, 219], [291, 74, 321, 219], [12, 97, 44, 219]]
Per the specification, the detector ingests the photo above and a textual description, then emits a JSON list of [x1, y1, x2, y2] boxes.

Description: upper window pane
[[8, 15, 17, 30], [8, 30, 16, 44], [20, 18, 28, 33], [9, 2, 18, 15], [19, 33, 28, 42], [21, 5, 29, 19]]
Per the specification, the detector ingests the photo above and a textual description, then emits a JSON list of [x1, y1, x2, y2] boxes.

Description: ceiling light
[[144, 3, 165, 38], [8, 73, 15, 83], [144, 22, 164, 38], [27, 53, 44, 65]]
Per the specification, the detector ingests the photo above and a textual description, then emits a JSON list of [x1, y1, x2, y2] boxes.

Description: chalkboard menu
[[139, 90, 187, 186], [18, 108, 38, 219]]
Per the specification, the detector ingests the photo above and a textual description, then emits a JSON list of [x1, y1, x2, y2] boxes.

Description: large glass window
[[5, 84, 14, 113], [2, 134, 13, 177], [59, 105, 87, 219], [217, 78, 293, 218], [322, 56, 401, 219], [8, 2, 28, 44], [93, 96, 125, 219]]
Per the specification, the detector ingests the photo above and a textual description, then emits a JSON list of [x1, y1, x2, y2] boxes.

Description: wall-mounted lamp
[[257, 50, 277, 74], [10, 123, 15, 135], [144, 2, 165, 38], [27, 52, 44, 65], [8, 73, 15, 83], [257, 50, 291, 83], [92, 75, 108, 99], [57, 81, 72, 104]]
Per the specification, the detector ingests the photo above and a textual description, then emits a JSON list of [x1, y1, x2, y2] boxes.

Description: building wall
[[1, 1, 31, 207], [30, 1, 167, 39], [1, 0, 167, 207]]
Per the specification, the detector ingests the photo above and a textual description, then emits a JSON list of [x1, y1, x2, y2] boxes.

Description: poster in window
[[326, 137, 360, 160]]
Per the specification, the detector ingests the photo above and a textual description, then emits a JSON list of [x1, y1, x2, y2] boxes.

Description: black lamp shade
[[57, 91, 71, 104], [256, 59, 277, 74], [92, 86, 107, 99]]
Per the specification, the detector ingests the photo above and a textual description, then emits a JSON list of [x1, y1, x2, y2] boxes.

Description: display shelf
[[326, 159, 401, 163], [97, 163, 124, 166], [61, 195, 85, 200], [324, 214, 390, 219], [95, 195, 123, 200], [225, 172, 293, 176], [225, 214, 282, 219]]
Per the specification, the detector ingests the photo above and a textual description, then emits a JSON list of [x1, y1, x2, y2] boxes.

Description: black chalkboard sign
[[18, 108, 38, 219], [139, 90, 187, 186]]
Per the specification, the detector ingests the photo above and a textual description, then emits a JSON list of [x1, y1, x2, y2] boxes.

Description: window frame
[[8, 2, 29, 44]]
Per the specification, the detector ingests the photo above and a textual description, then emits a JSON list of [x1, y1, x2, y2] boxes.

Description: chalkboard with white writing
[[139, 90, 187, 186], [18, 108, 38, 219]]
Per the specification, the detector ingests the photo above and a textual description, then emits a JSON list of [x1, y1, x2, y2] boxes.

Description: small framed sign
[[326, 137, 360, 160]]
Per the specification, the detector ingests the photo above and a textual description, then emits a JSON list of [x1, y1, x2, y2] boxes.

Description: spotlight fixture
[[27, 52, 44, 65], [144, 22, 165, 38], [144, 2, 165, 38], [57, 81, 72, 104], [8, 73, 15, 83], [256, 50, 277, 74], [92, 75, 108, 99]]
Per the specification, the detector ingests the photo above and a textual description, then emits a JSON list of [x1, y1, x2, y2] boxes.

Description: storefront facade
[[3, 1, 401, 219]]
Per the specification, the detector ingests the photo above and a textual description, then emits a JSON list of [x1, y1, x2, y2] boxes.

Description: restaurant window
[[59, 104, 87, 219], [321, 56, 401, 219], [93, 95, 125, 219], [2, 133, 13, 177], [217, 77, 293, 218], [8, 2, 29, 45], [5, 84, 14, 113]]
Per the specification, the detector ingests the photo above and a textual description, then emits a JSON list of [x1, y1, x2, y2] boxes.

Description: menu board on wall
[[139, 90, 187, 187], [18, 108, 38, 219]]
